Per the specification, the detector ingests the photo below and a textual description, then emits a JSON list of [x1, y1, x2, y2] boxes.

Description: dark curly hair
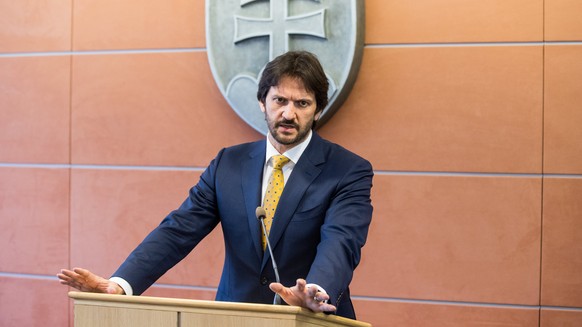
[[257, 51, 329, 115]]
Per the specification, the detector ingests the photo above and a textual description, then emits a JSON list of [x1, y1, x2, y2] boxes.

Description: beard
[[266, 116, 314, 147]]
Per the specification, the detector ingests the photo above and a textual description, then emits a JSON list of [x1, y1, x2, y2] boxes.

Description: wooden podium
[[69, 292, 372, 327]]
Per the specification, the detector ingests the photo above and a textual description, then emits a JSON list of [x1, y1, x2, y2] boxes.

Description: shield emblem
[[206, 0, 364, 135]]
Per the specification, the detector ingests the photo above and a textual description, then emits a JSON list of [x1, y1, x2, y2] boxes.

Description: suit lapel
[[242, 141, 267, 261], [261, 133, 326, 270]]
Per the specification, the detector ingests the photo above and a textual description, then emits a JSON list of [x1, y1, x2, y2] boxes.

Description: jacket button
[[260, 276, 269, 285]]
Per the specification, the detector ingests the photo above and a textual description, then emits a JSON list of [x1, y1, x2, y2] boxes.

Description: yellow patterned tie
[[261, 155, 290, 250]]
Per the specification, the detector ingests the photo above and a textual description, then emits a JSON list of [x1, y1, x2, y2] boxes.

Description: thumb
[[105, 282, 123, 294], [269, 282, 284, 294]]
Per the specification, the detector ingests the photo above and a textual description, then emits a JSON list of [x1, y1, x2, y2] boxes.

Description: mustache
[[276, 119, 299, 129]]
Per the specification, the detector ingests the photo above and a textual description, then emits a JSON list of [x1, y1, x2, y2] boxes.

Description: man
[[58, 51, 373, 319]]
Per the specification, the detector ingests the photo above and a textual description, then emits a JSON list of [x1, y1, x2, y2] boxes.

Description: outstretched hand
[[57, 268, 123, 294], [269, 278, 336, 313]]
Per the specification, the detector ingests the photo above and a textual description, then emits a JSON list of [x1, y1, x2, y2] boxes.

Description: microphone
[[255, 206, 282, 305]]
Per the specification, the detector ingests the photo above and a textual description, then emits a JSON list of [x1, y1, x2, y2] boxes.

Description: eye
[[274, 97, 287, 105], [296, 100, 310, 108]]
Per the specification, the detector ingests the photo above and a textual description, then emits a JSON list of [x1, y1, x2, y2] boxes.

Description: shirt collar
[[265, 130, 313, 166]]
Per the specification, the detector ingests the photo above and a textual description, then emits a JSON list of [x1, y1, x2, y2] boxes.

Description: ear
[[314, 109, 322, 121], [259, 100, 266, 113]]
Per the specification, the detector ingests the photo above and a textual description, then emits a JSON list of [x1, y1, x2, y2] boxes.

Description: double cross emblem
[[234, 0, 327, 60]]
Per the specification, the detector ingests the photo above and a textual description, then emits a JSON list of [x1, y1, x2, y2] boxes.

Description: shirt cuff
[[109, 277, 133, 296]]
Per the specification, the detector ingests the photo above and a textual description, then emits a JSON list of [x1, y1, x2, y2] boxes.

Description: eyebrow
[[272, 94, 314, 102]]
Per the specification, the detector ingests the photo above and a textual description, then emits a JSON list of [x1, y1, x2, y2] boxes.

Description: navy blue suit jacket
[[112, 132, 373, 319]]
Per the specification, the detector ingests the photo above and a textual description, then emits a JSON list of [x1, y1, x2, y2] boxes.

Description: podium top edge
[[68, 292, 371, 326], [68, 291, 297, 313]]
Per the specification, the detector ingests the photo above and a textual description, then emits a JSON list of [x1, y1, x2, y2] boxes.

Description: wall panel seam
[[2, 42, 582, 58], [1, 163, 581, 178]]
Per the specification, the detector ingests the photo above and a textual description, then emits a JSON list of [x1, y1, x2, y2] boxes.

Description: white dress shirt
[[262, 130, 312, 201]]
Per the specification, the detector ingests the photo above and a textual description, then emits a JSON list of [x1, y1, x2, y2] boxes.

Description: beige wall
[[1, 1, 581, 326]]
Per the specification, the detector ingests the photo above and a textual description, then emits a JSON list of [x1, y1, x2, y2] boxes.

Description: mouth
[[276, 121, 298, 133]]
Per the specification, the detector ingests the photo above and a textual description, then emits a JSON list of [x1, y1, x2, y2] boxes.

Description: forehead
[[268, 76, 315, 99]]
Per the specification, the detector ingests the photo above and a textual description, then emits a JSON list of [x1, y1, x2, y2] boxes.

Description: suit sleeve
[[111, 149, 225, 295], [305, 156, 373, 308]]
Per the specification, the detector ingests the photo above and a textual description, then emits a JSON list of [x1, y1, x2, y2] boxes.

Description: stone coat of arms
[[206, 0, 364, 134]]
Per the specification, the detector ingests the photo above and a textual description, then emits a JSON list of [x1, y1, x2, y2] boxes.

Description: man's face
[[259, 76, 321, 153]]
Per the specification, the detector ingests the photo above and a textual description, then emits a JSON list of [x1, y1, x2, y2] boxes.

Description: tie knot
[[272, 155, 290, 170]]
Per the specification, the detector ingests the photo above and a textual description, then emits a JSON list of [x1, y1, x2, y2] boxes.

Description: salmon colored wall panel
[[71, 51, 260, 166], [70, 169, 223, 288], [541, 308, 582, 327], [545, 0, 582, 41], [543, 45, 582, 174], [353, 300, 539, 327], [73, 0, 205, 50], [0, 56, 70, 163], [541, 178, 582, 307], [365, 0, 543, 44], [351, 175, 542, 305], [320, 46, 543, 173], [0, 0, 72, 52], [0, 276, 70, 326], [0, 168, 69, 274]]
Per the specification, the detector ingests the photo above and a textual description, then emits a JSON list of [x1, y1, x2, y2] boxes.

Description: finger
[[318, 303, 337, 312], [307, 285, 318, 298], [56, 272, 69, 281], [269, 282, 296, 299], [313, 291, 330, 302], [60, 269, 80, 279], [58, 280, 69, 286], [295, 278, 307, 292], [105, 282, 122, 294], [59, 278, 81, 289], [308, 299, 337, 313], [57, 276, 76, 287], [268, 282, 284, 294], [59, 270, 83, 288], [73, 267, 92, 277]]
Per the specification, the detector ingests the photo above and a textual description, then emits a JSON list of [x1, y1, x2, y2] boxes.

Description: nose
[[281, 103, 296, 120]]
